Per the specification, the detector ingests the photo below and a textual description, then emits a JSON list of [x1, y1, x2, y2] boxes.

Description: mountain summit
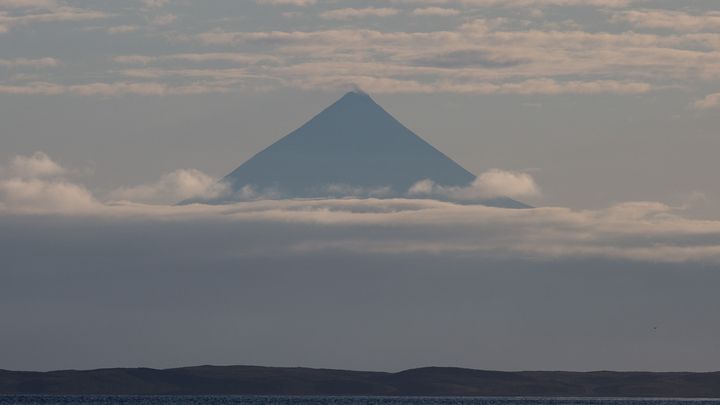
[[204, 91, 527, 208], [221, 91, 474, 198]]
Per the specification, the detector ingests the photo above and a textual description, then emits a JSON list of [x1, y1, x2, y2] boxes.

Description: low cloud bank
[[409, 169, 540, 201], [2, 152, 720, 264], [109, 169, 229, 204], [7, 151, 67, 178]]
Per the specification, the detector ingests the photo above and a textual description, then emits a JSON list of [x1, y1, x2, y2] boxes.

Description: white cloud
[[0, 57, 59, 68], [178, 20, 718, 96], [0, 1, 108, 32], [120, 68, 251, 80], [0, 81, 232, 96], [4, 153, 720, 264], [8, 151, 67, 178], [108, 169, 229, 204], [467, 169, 541, 199], [0, 0, 57, 8], [412, 7, 460, 16], [320, 8, 400, 20], [140, 0, 170, 8], [0, 152, 97, 212], [615, 9, 720, 33], [0, 153, 227, 209], [409, 169, 540, 200], [114, 52, 280, 65], [392, 0, 641, 8], [106, 25, 139, 34], [256, 0, 316, 6], [150, 13, 176, 26], [1, 1, 718, 101], [693, 93, 720, 110], [287, 76, 652, 95], [0, 177, 99, 212], [4, 186, 720, 264]]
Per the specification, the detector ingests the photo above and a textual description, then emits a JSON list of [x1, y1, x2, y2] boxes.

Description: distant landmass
[[2, 366, 720, 397], [188, 91, 528, 208]]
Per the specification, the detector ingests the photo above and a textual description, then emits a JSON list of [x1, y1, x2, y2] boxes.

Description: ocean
[[0, 397, 718, 405]]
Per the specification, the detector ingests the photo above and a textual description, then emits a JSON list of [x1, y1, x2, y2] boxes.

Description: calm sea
[[0, 397, 718, 405]]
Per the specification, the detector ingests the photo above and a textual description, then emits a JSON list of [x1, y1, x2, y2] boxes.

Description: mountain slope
[[220, 91, 476, 200]]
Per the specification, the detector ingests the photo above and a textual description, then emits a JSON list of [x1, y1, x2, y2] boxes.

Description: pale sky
[[2, 0, 720, 372], [1, 0, 719, 213]]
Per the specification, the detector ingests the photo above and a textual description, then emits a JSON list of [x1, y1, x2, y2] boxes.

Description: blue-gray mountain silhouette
[[210, 91, 528, 208]]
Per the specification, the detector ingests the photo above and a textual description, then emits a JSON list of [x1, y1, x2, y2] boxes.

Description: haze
[[1, 0, 720, 373]]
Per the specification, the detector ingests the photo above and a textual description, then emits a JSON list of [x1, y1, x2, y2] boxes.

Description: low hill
[[2, 366, 720, 397]]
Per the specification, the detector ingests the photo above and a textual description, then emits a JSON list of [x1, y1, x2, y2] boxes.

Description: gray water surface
[[1, 397, 719, 405]]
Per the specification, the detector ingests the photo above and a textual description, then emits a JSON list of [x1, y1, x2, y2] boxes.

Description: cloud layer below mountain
[[2, 151, 720, 373], [2, 152, 719, 264]]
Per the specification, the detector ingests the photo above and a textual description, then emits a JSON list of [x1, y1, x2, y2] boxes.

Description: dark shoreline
[[2, 366, 720, 398]]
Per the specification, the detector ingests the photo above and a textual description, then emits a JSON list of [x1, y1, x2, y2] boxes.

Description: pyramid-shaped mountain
[[210, 91, 528, 208], [223, 91, 473, 197]]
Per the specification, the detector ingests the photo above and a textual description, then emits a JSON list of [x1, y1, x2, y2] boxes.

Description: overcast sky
[[2, 0, 720, 372]]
